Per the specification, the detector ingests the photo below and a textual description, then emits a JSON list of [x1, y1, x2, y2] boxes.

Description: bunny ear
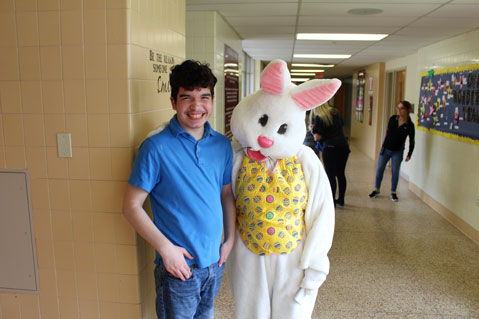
[[291, 79, 341, 110], [261, 59, 291, 95]]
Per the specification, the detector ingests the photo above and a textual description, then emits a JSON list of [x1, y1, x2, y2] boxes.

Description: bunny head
[[230, 59, 341, 162]]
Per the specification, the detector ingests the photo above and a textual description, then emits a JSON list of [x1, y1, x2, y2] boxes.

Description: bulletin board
[[417, 64, 479, 144]]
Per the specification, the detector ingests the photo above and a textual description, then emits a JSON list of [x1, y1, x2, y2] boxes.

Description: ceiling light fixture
[[297, 33, 388, 41], [291, 69, 324, 73], [294, 54, 351, 59], [292, 63, 334, 68], [291, 73, 315, 76], [291, 78, 310, 82]]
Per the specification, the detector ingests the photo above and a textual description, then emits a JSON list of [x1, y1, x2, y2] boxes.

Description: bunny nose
[[258, 136, 274, 148]]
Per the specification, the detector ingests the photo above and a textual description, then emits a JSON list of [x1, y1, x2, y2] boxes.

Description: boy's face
[[171, 87, 214, 133]]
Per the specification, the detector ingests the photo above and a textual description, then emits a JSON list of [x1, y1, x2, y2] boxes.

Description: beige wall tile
[[21, 81, 43, 113], [111, 147, 132, 180], [70, 180, 92, 211], [93, 212, 116, 242], [24, 114, 45, 146], [119, 303, 141, 319], [77, 271, 98, 299], [35, 238, 55, 268], [99, 301, 120, 319], [0, 294, 21, 319], [115, 213, 136, 245], [0, 81, 22, 113], [16, 12, 39, 46], [49, 179, 71, 210], [107, 9, 127, 44], [30, 178, 50, 209], [95, 243, 117, 273], [118, 274, 139, 303], [26, 146, 48, 178], [108, 79, 130, 113], [62, 46, 84, 80], [3, 114, 24, 145], [68, 147, 90, 179], [47, 147, 69, 179], [107, 0, 130, 9], [84, 0, 106, 9], [5, 145, 26, 168], [110, 114, 131, 147], [85, 45, 107, 79], [0, 47, 20, 80], [44, 114, 65, 146], [0, 13, 17, 46], [89, 148, 112, 180], [72, 212, 94, 242], [86, 79, 109, 113], [84, 10, 106, 44], [19, 294, 41, 319], [64, 79, 87, 113], [13, 0, 35, 11], [56, 269, 77, 297], [40, 46, 63, 80], [39, 268, 58, 296], [18, 47, 41, 81], [0, 116, 3, 145], [58, 297, 79, 319], [107, 44, 128, 78], [39, 296, 60, 319], [38, 11, 60, 46], [61, 11, 83, 44], [78, 299, 100, 319], [117, 245, 138, 274], [38, 0, 60, 10], [42, 80, 64, 113], [52, 211, 73, 241], [87, 114, 110, 147], [91, 181, 114, 211], [54, 241, 75, 270], [60, 0, 81, 10], [98, 273, 119, 302], [111, 181, 126, 212], [75, 242, 96, 271], [33, 209, 53, 240]]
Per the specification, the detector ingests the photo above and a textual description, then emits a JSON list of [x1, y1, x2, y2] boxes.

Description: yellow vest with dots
[[235, 155, 308, 255]]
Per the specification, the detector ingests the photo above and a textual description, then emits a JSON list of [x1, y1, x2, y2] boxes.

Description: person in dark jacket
[[312, 103, 350, 207], [369, 100, 415, 202]]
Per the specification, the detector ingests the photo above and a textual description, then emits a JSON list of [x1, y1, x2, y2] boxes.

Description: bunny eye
[[277, 123, 287, 134], [258, 114, 268, 127]]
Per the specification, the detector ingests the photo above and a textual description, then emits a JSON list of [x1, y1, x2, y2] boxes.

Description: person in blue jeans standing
[[123, 60, 236, 319], [369, 100, 415, 202]]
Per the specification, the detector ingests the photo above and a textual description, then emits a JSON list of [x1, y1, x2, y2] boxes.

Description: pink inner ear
[[261, 62, 284, 95], [292, 82, 341, 110]]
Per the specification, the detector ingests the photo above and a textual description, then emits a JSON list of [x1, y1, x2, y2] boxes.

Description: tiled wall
[[186, 11, 242, 133], [0, 0, 185, 318]]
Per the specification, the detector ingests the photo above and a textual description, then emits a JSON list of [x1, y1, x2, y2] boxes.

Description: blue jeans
[[375, 148, 403, 193], [155, 262, 224, 319]]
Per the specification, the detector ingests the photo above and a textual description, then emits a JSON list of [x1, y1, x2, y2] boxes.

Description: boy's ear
[[170, 96, 177, 110], [291, 79, 341, 111]]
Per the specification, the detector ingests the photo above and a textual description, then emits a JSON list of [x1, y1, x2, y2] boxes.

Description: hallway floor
[[214, 146, 479, 319]]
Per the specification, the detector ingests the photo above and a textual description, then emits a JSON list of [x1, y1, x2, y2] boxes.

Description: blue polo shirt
[[128, 115, 233, 268]]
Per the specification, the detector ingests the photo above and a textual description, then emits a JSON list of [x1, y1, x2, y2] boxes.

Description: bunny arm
[[294, 145, 335, 302]]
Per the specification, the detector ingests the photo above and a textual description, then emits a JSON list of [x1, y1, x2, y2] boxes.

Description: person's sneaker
[[335, 198, 344, 207], [390, 193, 398, 202], [368, 190, 380, 198]]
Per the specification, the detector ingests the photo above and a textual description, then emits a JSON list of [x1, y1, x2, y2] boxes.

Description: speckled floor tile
[[213, 146, 479, 319]]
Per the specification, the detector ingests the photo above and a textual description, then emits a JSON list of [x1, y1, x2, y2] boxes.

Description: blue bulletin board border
[[417, 64, 479, 145]]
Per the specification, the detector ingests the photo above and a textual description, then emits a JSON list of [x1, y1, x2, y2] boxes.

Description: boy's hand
[[218, 239, 234, 267], [162, 244, 194, 281]]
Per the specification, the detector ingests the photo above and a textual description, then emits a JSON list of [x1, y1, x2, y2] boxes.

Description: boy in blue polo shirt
[[123, 60, 236, 319]]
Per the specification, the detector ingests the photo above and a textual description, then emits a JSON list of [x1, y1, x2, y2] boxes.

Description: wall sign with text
[[418, 64, 479, 144], [149, 49, 176, 94]]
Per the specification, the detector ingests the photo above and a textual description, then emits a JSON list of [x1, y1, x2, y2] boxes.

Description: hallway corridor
[[214, 146, 479, 319]]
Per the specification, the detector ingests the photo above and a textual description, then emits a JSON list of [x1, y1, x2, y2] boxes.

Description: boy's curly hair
[[170, 60, 217, 102]]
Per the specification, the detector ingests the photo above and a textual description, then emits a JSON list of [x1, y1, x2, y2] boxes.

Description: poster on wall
[[417, 64, 479, 144], [368, 76, 373, 126], [355, 70, 365, 122], [224, 45, 239, 139]]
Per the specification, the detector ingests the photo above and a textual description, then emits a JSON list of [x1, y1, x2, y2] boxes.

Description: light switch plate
[[57, 133, 72, 158]]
